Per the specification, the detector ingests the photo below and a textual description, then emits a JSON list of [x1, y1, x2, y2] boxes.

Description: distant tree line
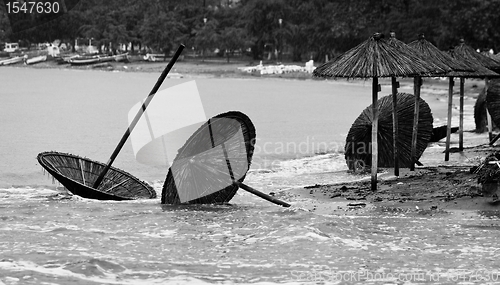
[[1, 0, 500, 62]]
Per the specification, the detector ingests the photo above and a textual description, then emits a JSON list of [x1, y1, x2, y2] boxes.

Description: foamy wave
[[0, 187, 62, 201], [0, 260, 211, 285]]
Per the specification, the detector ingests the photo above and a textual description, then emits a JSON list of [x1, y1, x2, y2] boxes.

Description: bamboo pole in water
[[371, 77, 380, 191], [445, 77, 454, 161], [391, 77, 399, 176], [93, 44, 185, 189], [410, 77, 421, 171]]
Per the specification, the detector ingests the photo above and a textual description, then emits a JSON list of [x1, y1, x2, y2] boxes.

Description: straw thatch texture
[[407, 35, 472, 75], [454, 39, 500, 72], [37, 151, 156, 200], [345, 93, 433, 169], [448, 48, 500, 78], [313, 33, 444, 79], [387, 33, 450, 75], [161, 111, 256, 204], [486, 79, 500, 128]]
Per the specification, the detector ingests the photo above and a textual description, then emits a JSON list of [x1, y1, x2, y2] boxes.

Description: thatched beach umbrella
[[407, 35, 475, 163], [313, 33, 442, 190], [387, 33, 450, 171], [345, 93, 433, 170], [161, 111, 290, 207], [448, 40, 500, 158], [454, 40, 500, 71]]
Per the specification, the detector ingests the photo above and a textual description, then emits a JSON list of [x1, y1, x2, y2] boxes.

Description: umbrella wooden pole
[[487, 110, 493, 141], [410, 77, 421, 171], [236, 182, 291, 207], [391, 77, 399, 176], [459, 78, 465, 151], [93, 44, 185, 189], [490, 133, 500, 146], [371, 77, 380, 191], [486, 78, 494, 142], [445, 77, 454, 161], [208, 119, 291, 207]]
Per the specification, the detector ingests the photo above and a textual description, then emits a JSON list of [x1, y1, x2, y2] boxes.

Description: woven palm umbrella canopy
[[37, 151, 156, 200], [449, 40, 500, 155], [408, 35, 475, 163], [313, 33, 442, 190], [345, 93, 433, 170], [161, 111, 290, 207]]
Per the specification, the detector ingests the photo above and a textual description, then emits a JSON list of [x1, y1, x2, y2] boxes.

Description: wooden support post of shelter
[[372, 77, 380, 191], [410, 77, 421, 171], [486, 78, 494, 142], [391, 76, 399, 176], [459, 78, 465, 151], [445, 77, 454, 161]]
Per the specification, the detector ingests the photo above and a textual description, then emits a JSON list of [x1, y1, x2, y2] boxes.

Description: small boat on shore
[[68, 55, 100, 66], [25, 55, 47, 65], [69, 53, 129, 66], [0, 55, 27, 66], [55, 54, 79, 64]]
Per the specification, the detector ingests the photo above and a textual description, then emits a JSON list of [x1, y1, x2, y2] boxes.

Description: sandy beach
[[10, 57, 500, 214]]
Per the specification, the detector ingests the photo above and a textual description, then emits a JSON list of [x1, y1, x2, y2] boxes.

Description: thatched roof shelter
[[313, 33, 444, 79], [387, 32, 449, 75], [454, 39, 500, 72], [448, 47, 500, 78], [407, 34, 472, 75], [443, 44, 500, 159], [313, 33, 443, 190], [407, 35, 480, 163]]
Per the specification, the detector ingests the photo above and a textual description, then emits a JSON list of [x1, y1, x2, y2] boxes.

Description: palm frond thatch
[[386, 33, 450, 75], [161, 111, 256, 205], [448, 48, 500, 78], [407, 34, 472, 75], [454, 39, 500, 72], [345, 93, 433, 169], [486, 79, 500, 128], [313, 33, 444, 79], [37, 151, 156, 200]]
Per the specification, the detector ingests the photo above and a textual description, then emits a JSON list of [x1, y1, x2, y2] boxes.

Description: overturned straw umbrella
[[161, 111, 290, 207], [487, 79, 500, 139], [345, 93, 433, 170], [38, 151, 156, 200], [407, 35, 475, 163], [313, 33, 442, 190], [448, 40, 500, 156]]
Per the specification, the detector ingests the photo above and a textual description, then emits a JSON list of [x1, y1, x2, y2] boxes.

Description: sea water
[[0, 67, 498, 284]]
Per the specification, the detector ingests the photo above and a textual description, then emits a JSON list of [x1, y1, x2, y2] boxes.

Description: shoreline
[[8, 58, 500, 215]]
